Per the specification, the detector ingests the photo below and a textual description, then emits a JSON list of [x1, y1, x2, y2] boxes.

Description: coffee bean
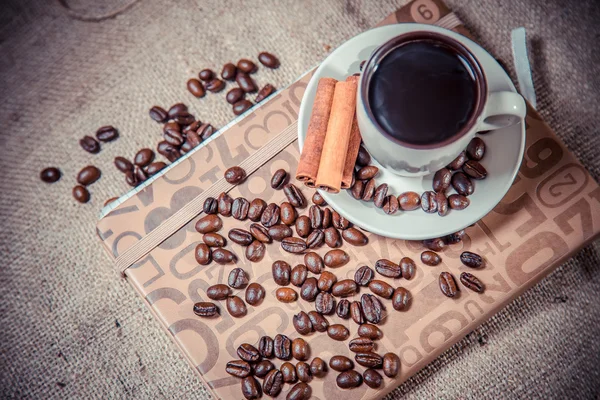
[[206, 78, 225, 93], [198, 68, 214, 81], [79, 135, 100, 154], [368, 280, 394, 299], [248, 198, 267, 222], [224, 166, 246, 185], [398, 191, 421, 211], [276, 287, 298, 303], [213, 248, 237, 264], [351, 180, 365, 200], [287, 382, 311, 400], [258, 52, 279, 68], [324, 227, 342, 248], [467, 137, 486, 160], [327, 324, 349, 341], [272, 260, 291, 286], [463, 159, 487, 179], [77, 165, 101, 186], [460, 251, 484, 268], [324, 249, 349, 268], [290, 264, 308, 287], [236, 72, 257, 93], [342, 227, 368, 246], [193, 302, 218, 317], [311, 191, 327, 206], [134, 165, 148, 183], [349, 337, 375, 353], [280, 202, 297, 226], [254, 360, 275, 378], [317, 271, 337, 292], [322, 208, 332, 229], [293, 311, 313, 335], [363, 368, 383, 389], [71, 185, 90, 203], [396, 257, 415, 280], [329, 355, 353, 372], [354, 265, 374, 286], [310, 357, 327, 377], [195, 214, 223, 233], [133, 149, 154, 167], [40, 167, 61, 183], [443, 229, 466, 244], [300, 277, 319, 302], [306, 229, 324, 248], [194, 243, 211, 265], [149, 106, 168, 122], [362, 178, 376, 201], [245, 282, 266, 306], [448, 151, 467, 170], [202, 197, 218, 215], [181, 136, 200, 153], [421, 250, 441, 266], [206, 284, 229, 300], [350, 301, 365, 324], [237, 343, 260, 363], [361, 294, 384, 324], [124, 170, 138, 187], [332, 210, 351, 230], [284, 183, 306, 208], [307, 311, 328, 332], [156, 141, 181, 162], [274, 334, 292, 360], [281, 362, 298, 384], [167, 103, 188, 118], [262, 369, 283, 397], [216, 192, 233, 217], [228, 268, 248, 289], [241, 376, 261, 400], [302, 252, 323, 275], [232, 198, 250, 220], [433, 168, 452, 192], [315, 292, 335, 315], [307, 205, 322, 229], [355, 352, 383, 369], [383, 352, 401, 377], [451, 172, 474, 196], [187, 78, 205, 97], [227, 296, 247, 317], [373, 183, 388, 208], [221, 63, 237, 81], [448, 194, 470, 210], [356, 145, 371, 167], [336, 299, 350, 319], [439, 272, 459, 297], [296, 362, 312, 382], [246, 240, 265, 262], [423, 238, 445, 252], [226, 87, 245, 104], [226, 359, 251, 378], [249, 223, 272, 243], [392, 287, 411, 311], [293, 216, 310, 238], [146, 162, 167, 176], [233, 99, 253, 115], [255, 83, 276, 103], [337, 370, 363, 389], [358, 324, 382, 340], [421, 191, 438, 213], [271, 169, 288, 189], [292, 338, 309, 361], [198, 123, 216, 141], [269, 224, 293, 241], [261, 203, 280, 227], [95, 125, 118, 142], [281, 237, 307, 254], [356, 165, 379, 180], [460, 272, 485, 292], [331, 279, 358, 298], [375, 259, 401, 278], [259, 336, 274, 358]]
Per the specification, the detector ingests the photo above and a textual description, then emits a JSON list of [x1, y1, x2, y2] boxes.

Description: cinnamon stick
[[341, 116, 361, 189], [296, 77, 337, 187]]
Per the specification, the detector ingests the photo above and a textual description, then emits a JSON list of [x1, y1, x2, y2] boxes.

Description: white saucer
[[297, 24, 525, 240]]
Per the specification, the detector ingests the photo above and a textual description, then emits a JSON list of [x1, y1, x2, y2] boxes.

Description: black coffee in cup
[[368, 40, 478, 146]]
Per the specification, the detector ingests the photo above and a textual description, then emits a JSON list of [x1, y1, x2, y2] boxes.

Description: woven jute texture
[[1, 0, 599, 398]]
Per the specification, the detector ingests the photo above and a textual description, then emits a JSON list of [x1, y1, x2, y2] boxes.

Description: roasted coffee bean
[[124, 170, 138, 187], [307, 311, 328, 332], [289, 265, 308, 287], [460, 272, 485, 292], [134, 165, 148, 183], [443, 229, 466, 244], [224, 167, 246, 186], [213, 248, 237, 264], [274, 334, 292, 360], [134, 148, 154, 167], [451, 172, 474, 196], [349, 337, 375, 353], [198, 123, 216, 141], [463, 159, 487, 179], [146, 161, 167, 176], [272, 261, 291, 286], [156, 141, 181, 162], [306, 229, 324, 248], [293, 311, 313, 335], [247, 198, 267, 222], [332, 210, 351, 230], [327, 324, 349, 341], [460, 251, 484, 268], [336, 299, 351, 319], [249, 223, 272, 243], [315, 292, 335, 315], [187, 78, 205, 97], [322, 207, 332, 229], [296, 362, 311, 382], [241, 376, 261, 400], [448, 150, 468, 170], [356, 145, 371, 167], [281, 237, 307, 254], [232, 198, 250, 221], [312, 191, 327, 206], [284, 184, 306, 208], [221, 63, 237, 81], [276, 287, 298, 303], [329, 355, 354, 372], [236, 59, 257, 74], [423, 238, 445, 252], [437, 192, 449, 216], [324, 227, 342, 248], [79, 135, 100, 154], [398, 257, 416, 280], [439, 272, 459, 297], [317, 271, 337, 292], [258, 52, 279, 68], [293, 216, 310, 238], [226, 359, 252, 378], [361, 294, 384, 324], [227, 296, 247, 318], [421, 191, 438, 213], [375, 259, 401, 278], [271, 169, 288, 189], [324, 249, 349, 268], [362, 178, 376, 202], [356, 165, 379, 180], [179, 140, 193, 154], [245, 282, 266, 306], [448, 194, 470, 210], [421, 250, 441, 266], [303, 252, 323, 274], [40, 167, 61, 183], [398, 191, 421, 211], [163, 121, 181, 137], [203, 197, 218, 215], [194, 243, 211, 265], [281, 362, 298, 384], [149, 106, 168, 122], [95, 125, 118, 142], [280, 202, 297, 225], [217, 192, 233, 217], [292, 338, 309, 361], [226, 87, 245, 104], [433, 168, 452, 192], [236, 71, 257, 93], [114, 157, 133, 173], [300, 277, 319, 302], [237, 343, 260, 363], [259, 336, 274, 358], [392, 287, 411, 311], [195, 214, 223, 233], [337, 370, 363, 389], [269, 224, 293, 241], [255, 83, 276, 103], [287, 382, 311, 400], [308, 205, 323, 229], [254, 360, 275, 378], [310, 357, 327, 377], [193, 302, 218, 317], [383, 352, 401, 377], [342, 227, 368, 246], [354, 265, 375, 286], [263, 369, 283, 397], [184, 129, 201, 146], [351, 179, 365, 200], [228, 268, 248, 289], [467, 137, 486, 160], [368, 280, 394, 299], [198, 68, 214, 81], [246, 240, 266, 262], [72, 185, 90, 203], [350, 301, 365, 324], [331, 279, 358, 297], [167, 103, 188, 118], [355, 352, 383, 369], [77, 165, 101, 186], [358, 324, 382, 340], [364, 368, 383, 389], [206, 284, 230, 300], [233, 99, 253, 116], [206, 78, 225, 93], [373, 183, 388, 208], [261, 203, 280, 227]]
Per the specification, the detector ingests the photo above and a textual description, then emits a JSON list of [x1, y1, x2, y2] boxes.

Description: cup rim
[[359, 30, 488, 150]]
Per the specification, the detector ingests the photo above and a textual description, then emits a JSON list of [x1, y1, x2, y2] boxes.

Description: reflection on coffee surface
[[368, 40, 477, 146]]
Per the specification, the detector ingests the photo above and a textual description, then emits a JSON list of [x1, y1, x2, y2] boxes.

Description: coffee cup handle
[[478, 91, 527, 132]]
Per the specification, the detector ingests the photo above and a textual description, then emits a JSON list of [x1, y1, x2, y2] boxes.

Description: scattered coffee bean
[[300, 277, 319, 302], [381, 195, 399, 214], [351, 180, 365, 200], [254, 359, 275, 378], [280, 202, 297, 226], [287, 382, 311, 400], [324, 249, 349, 268], [146, 161, 166, 175], [206, 284, 230, 300], [399, 257, 416, 279], [308, 205, 323, 229], [324, 227, 342, 248], [448, 194, 470, 210], [290, 264, 308, 287], [375, 259, 401, 278], [284, 183, 306, 208], [261, 203, 280, 227], [198, 123, 216, 141], [246, 240, 265, 262], [195, 214, 223, 233], [315, 292, 335, 315], [332, 279, 358, 298], [233, 99, 253, 115], [276, 287, 298, 303], [259, 336, 274, 358], [292, 338, 309, 361], [263, 369, 283, 397], [271, 169, 288, 189], [329, 355, 354, 372], [306, 229, 324, 248], [312, 191, 327, 206], [124, 170, 138, 187], [336, 299, 351, 319], [337, 370, 363, 389], [274, 334, 292, 360], [133, 148, 154, 167], [149, 106, 168, 122], [307, 311, 328, 332], [281, 362, 298, 384], [237, 59, 257, 74], [349, 337, 375, 353], [258, 52, 279, 69], [356, 165, 378, 180], [303, 252, 324, 274], [368, 280, 394, 299], [439, 272, 459, 297], [296, 362, 312, 382], [134, 165, 148, 182], [245, 282, 266, 306], [167, 103, 187, 118], [424, 237, 445, 252], [322, 208, 333, 229], [342, 227, 368, 246], [72, 185, 90, 203], [249, 223, 272, 243], [224, 166, 246, 185], [355, 352, 383, 369], [361, 294, 384, 324], [76, 165, 101, 186], [104, 197, 118, 206], [232, 197, 250, 220], [228, 268, 248, 289], [443, 229, 466, 244], [187, 78, 205, 97], [421, 250, 441, 266], [362, 178, 376, 201], [272, 260, 291, 286], [398, 191, 421, 211], [354, 265, 375, 286], [383, 352, 401, 377], [206, 78, 225, 93], [213, 248, 237, 264], [248, 198, 267, 222], [452, 172, 474, 196], [293, 311, 313, 335], [194, 243, 211, 265], [95, 125, 118, 142], [460, 251, 484, 268], [227, 296, 247, 318], [281, 237, 307, 254], [226, 88, 245, 104], [432, 168, 452, 193], [373, 183, 388, 208], [350, 301, 365, 325], [237, 343, 260, 363], [79, 135, 100, 154], [164, 128, 184, 146], [295, 216, 311, 238], [310, 357, 327, 377], [363, 368, 383, 389], [156, 140, 181, 162], [463, 159, 487, 179], [317, 271, 337, 292], [421, 191, 438, 213], [255, 83, 275, 103], [241, 376, 261, 400], [221, 63, 236, 81], [203, 197, 218, 215], [40, 167, 61, 183], [327, 324, 349, 341], [448, 150, 468, 170], [226, 359, 251, 378], [332, 210, 351, 230], [392, 287, 411, 311], [198, 69, 214, 81], [217, 192, 233, 217], [193, 302, 218, 317], [358, 324, 382, 340], [356, 145, 371, 167], [460, 272, 484, 292], [236, 72, 257, 93], [467, 137, 486, 161]]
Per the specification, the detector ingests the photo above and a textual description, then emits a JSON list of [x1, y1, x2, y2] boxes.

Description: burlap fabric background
[[1, 0, 599, 398]]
